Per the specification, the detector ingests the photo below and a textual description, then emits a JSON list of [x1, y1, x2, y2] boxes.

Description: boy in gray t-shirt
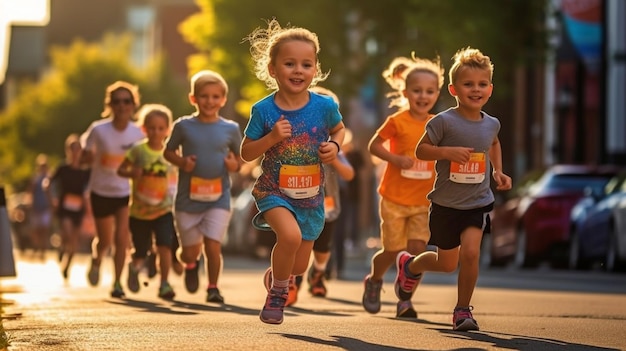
[[394, 47, 512, 332]]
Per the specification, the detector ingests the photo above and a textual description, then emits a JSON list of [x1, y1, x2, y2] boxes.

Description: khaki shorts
[[379, 198, 430, 252]]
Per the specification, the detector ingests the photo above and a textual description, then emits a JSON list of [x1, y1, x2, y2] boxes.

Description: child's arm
[[415, 132, 473, 164], [368, 134, 413, 170], [330, 153, 355, 181], [224, 151, 242, 173], [241, 115, 292, 162], [319, 121, 345, 164], [164, 149, 195, 173], [488, 136, 512, 191], [117, 158, 142, 179]]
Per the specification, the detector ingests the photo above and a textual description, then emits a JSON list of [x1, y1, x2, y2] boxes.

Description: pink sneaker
[[259, 288, 288, 324], [453, 306, 479, 331], [394, 251, 420, 301]]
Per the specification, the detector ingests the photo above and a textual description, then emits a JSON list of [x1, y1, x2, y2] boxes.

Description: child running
[[241, 19, 345, 324], [118, 104, 179, 300], [395, 47, 512, 331], [47, 134, 91, 280], [164, 70, 242, 304], [363, 53, 444, 318], [292, 86, 355, 305]]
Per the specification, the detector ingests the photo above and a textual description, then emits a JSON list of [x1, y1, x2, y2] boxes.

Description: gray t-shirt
[[165, 115, 242, 212], [425, 108, 500, 210]]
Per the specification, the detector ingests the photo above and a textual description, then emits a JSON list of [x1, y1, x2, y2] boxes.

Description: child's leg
[[456, 226, 483, 308], [292, 240, 314, 275], [264, 207, 301, 284], [203, 238, 222, 286], [157, 245, 172, 282]]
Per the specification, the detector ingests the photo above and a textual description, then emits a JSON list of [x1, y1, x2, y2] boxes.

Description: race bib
[[100, 153, 125, 171], [401, 158, 434, 179], [136, 175, 168, 206], [450, 152, 486, 184], [190, 176, 222, 202], [279, 164, 321, 199], [62, 194, 83, 212]]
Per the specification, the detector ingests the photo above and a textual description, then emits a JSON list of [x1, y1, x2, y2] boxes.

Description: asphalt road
[[1, 251, 625, 351]]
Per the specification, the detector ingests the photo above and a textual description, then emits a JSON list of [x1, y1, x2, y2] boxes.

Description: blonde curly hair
[[245, 18, 328, 90]]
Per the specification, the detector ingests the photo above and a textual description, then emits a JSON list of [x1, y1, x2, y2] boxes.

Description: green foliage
[[179, 0, 548, 122], [0, 33, 188, 190]]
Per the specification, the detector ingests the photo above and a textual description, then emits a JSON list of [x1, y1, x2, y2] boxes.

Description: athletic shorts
[[428, 202, 493, 250], [256, 195, 324, 241], [174, 208, 231, 246], [379, 198, 430, 252], [90, 192, 129, 218], [129, 212, 176, 259]]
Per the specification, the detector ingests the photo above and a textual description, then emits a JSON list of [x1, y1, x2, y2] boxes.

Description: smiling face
[[403, 70, 440, 119], [268, 40, 317, 95], [449, 67, 493, 113], [109, 88, 136, 123], [143, 113, 170, 147], [190, 82, 227, 121]]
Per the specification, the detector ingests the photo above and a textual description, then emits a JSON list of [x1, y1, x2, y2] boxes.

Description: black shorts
[[90, 192, 129, 218], [129, 212, 176, 259], [428, 202, 493, 250], [313, 220, 336, 253]]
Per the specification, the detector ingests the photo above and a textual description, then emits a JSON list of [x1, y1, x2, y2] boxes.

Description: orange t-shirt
[[376, 110, 435, 206]]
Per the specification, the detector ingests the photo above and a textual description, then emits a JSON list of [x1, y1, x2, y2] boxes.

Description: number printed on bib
[[190, 176, 222, 202], [136, 175, 168, 206], [100, 153, 125, 171], [450, 152, 486, 184], [279, 164, 321, 199], [401, 158, 434, 179]]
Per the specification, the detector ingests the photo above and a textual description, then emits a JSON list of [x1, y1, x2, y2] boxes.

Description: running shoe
[[453, 306, 479, 331], [307, 267, 327, 297], [362, 275, 383, 314], [87, 258, 100, 286], [396, 300, 418, 318], [127, 263, 140, 293], [158, 282, 176, 300], [394, 251, 420, 301], [259, 288, 288, 324], [110, 282, 125, 299], [184, 260, 200, 293], [206, 287, 225, 303]]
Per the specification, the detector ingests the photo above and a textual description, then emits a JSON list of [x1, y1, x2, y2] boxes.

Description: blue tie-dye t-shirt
[[244, 91, 343, 209]]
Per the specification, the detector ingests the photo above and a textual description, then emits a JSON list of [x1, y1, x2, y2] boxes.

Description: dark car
[[568, 171, 626, 272], [484, 164, 620, 269]]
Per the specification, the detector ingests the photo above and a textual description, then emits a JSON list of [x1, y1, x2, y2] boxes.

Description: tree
[[0, 33, 188, 190]]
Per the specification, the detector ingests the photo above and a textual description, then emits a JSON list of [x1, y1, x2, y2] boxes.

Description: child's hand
[[493, 171, 512, 191], [224, 151, 239, 172], [446, 147, 474, 164], [182, 155, 196, 173], [270, 115, 291, 142], [392, 155, 414, 169], [318, 141, 338, 164], [130, 165, 143, 179]]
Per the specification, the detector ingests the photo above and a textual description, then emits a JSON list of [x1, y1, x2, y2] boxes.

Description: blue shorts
[[256, 195, 324, 241]]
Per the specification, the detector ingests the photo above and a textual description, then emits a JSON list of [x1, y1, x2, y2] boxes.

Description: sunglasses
[[111, 98, 134, 105]]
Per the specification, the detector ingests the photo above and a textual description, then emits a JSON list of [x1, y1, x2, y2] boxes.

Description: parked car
[[484, 164, 620, 269], [568, 171, 626, 272]]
